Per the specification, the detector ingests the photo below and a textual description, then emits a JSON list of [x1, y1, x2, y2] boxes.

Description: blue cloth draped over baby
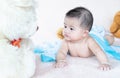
[[34, 26, 120, 62]]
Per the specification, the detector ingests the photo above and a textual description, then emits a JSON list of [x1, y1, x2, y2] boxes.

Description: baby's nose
[[64, 29, 70, 34]]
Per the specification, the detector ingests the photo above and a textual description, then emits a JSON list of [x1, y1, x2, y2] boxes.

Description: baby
[[55, 7, 111, 70]]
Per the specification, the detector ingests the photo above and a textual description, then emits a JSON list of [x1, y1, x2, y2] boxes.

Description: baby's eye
[[70, 28, 74, 30], [64, 26, 67, 28]]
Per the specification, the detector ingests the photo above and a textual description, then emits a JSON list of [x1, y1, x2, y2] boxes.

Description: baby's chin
[[64, 37, 72, 41]]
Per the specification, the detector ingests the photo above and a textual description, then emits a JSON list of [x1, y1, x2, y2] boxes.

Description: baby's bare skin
[[67, 37, 93, 57], [55, 36, 111, 70]]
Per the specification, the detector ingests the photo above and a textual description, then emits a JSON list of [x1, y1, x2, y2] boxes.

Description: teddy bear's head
[[0, 0, 38, 41], [110, 11, 120, 38]]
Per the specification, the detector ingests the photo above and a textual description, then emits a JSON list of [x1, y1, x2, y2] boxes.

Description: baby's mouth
[[64, 34, 69, 38]]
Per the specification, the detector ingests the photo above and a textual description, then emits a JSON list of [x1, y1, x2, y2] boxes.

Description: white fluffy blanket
[[33, 55, 120, 78]]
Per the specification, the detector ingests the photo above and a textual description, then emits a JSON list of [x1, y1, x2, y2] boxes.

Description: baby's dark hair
[[66, 7, 93, 31]]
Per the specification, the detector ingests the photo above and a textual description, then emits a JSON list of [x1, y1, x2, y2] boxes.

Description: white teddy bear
[[0, 0, 38, 78]]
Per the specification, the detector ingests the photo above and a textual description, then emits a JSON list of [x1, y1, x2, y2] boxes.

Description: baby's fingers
[[54, 62, 67, 68], [98, 64, 111, 71]]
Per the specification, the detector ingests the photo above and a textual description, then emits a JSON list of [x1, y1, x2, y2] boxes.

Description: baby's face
[[63, 17, 87, 41]]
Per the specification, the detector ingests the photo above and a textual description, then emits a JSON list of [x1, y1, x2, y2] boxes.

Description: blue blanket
[[90, 26, 120, 60], [34, 40, 61, 62]]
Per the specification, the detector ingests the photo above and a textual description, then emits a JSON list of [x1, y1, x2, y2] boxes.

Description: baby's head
[[63, 7, 93, 41]]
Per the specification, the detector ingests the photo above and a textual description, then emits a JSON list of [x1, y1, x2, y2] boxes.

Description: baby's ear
[[83, 30, 89, 37]]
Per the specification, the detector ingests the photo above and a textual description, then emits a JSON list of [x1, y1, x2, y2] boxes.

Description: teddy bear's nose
[[36, 26, 39, 31]]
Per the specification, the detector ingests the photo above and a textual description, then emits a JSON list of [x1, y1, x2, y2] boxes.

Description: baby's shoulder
[[87, 36, 96, 44]]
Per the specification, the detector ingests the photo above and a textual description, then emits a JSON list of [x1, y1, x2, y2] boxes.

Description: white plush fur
[[0, 0, 37, 78], [33, 56, 120, 78]]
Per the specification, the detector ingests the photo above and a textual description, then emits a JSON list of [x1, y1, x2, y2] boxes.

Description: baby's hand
[[54, 60, 68, 68], [98, 63, 111, 71]]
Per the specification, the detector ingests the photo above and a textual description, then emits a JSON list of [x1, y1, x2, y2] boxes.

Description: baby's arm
[[55, 40, 68, 68], [88, 37, 111, 70]]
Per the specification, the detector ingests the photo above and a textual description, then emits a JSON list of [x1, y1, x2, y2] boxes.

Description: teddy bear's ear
[[110, 11, 120, 38], [57, 28, 64, 39]]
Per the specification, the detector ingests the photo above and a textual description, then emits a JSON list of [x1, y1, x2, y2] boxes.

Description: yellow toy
[[110, 11, 120, 38], [57, 28, 64, 39]]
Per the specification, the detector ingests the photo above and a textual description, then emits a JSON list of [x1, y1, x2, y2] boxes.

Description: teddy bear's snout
[[36, 26, 39, 31]]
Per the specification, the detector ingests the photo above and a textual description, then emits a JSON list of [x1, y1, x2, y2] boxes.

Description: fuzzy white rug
[[32, 55, 120, 78]]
